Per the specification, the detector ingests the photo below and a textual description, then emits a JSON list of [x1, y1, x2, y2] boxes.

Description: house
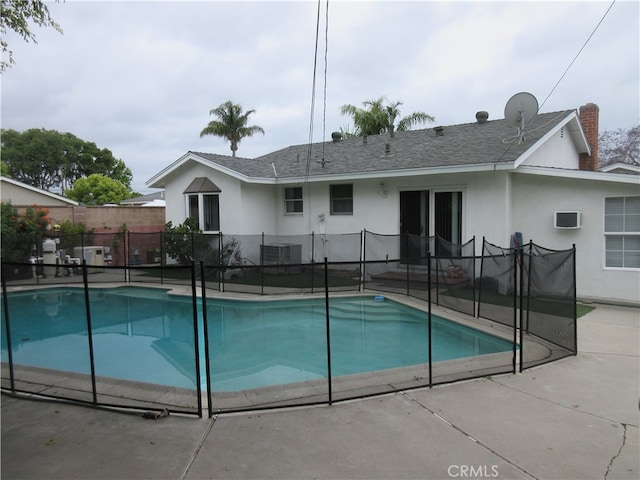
[[120, 191, 166, 207], [1, 176, 79, 207], [147, 103, 639, 305]]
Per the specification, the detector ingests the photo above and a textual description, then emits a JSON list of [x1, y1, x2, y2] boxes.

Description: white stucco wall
[[159, 148, 638, 303], [511, 172, 639, 304], [519, 128, 581, 169], [163, 161, 279, 234]]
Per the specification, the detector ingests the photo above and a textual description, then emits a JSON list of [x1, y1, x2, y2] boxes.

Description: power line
[[305, 0, 323, 180], [321, 0, 329, 165], [497, 0, 617, 164], [538, 0, 616, 112]]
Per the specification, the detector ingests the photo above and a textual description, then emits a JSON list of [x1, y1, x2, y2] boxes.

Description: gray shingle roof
[[189, 110, 575, 180]]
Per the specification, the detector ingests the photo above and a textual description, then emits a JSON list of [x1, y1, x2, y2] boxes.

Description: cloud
[[1, 0, 637, 193]]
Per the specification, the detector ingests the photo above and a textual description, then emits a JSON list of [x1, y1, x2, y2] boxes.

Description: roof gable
[[183, 177, 222, 193]]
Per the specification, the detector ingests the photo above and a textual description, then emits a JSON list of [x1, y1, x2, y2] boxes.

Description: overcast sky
[[1, 0, 638, 193]]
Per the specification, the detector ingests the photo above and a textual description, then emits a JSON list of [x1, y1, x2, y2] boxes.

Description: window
[[330, 184, 353, 215], [184, 177, 221, 233], [604, 196, 640, 268], [284, 187, 303, 214], [187, 193, 220, 232]]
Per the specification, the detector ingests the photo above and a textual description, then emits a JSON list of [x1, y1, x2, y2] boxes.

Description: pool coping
[[2, 283, 560, 413]]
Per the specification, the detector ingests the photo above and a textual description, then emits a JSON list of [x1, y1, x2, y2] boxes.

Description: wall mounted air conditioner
[[554, 211, 582, 229]]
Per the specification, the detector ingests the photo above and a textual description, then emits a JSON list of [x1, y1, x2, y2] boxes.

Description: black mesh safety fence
[[362, 231, 402, 295], [218, 234, 362, 296], [127, 231, 163, 266], [1, 262, 202, 417], [520, 243, 577, 369], [313, 233, 363, 263], [2, 230, 577, 416], [434, 255, 476, 317], [429, 310, 517, 386], [432, 237, 476, 317], [478, 240, 518, 327]]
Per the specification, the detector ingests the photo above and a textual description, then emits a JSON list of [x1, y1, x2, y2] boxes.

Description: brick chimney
[[578, 103, 599, 171]]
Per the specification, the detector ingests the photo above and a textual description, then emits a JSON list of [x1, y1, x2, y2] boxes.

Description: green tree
[[1, 0, 63, 72], [340, 96, 434, 138], [65, 174, 133, 205], [163, 218, 216, 265], [1, 201, 50, 263], [200, 101, 265, 157], [599, 125, 640, 167], [1, 128, 133, 192]]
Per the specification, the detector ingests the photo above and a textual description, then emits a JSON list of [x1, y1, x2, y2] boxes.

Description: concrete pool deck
[[2, 302, 639, 479]]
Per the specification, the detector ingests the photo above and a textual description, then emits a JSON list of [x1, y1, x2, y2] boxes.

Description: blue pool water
[[1, 287, 513, 391]]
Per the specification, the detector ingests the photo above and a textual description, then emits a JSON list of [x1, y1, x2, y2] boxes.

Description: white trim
[[274, 162, 516, 186], [514, 166, 640, 184], [600, 163, 640, 174], [513, 113, 589, 169]]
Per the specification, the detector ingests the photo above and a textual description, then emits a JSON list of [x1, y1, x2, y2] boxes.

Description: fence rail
[[1, 236, 577, 417]]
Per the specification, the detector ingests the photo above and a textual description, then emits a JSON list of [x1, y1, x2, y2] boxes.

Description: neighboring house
[[1, 176, 79, 207], [147, 103, 639, 304], [120, 191, 166, 207], [600, 163, 640, 175]]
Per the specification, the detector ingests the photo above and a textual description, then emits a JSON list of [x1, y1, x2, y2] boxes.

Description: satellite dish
[[504, 92, 538, 143]]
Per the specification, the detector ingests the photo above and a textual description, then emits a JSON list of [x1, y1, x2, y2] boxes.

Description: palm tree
[[340, 96, 434, 138], [200, 101, 265, 157]]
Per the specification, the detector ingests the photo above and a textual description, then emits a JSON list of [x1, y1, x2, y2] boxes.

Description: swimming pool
[[1, 287, 513, 392]]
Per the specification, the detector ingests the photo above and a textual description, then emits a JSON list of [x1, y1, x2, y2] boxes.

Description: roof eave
[[515, 166, 640, 184], [146, 151, 251, 188], [269, 162, 516, 184]]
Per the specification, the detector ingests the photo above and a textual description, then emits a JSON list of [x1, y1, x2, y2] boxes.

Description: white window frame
[[603, 196, 640, 270], [284, 186, 304, 215], [330, 184, 353, 215], [186, 193, 220, 233]]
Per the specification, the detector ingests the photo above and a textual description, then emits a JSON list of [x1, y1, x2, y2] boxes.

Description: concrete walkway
[[2, 303, 638, 480]]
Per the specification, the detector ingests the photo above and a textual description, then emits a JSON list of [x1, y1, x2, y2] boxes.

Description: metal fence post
[[359, 230, 364, 292], [1, 266, 16, 391], [260, 232, 265, 296], [572, 244, 578, 355], [361, 230, 367, 292], [513, 249, 519, 374], [190, 262, 203, 418], [311, 232, 315, 294], [218, 233, 223, 292], [324, 257, 333, 404], [82, 260, 98, 404], [406, 233, 410, 296], [428, 251, 433, 388], [200, 261, 212, 417]]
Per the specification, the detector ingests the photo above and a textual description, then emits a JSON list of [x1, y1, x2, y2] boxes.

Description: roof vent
[[476, 111, 489, 124], [434, 126, 444, 136], [385, 143, 391, 155], [363, 135, 368, 144], [331, 131, 342, 143]]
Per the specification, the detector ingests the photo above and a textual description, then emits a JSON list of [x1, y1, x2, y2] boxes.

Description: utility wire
[[321, 0, 329, 164], [305, 0, 323, 180], [538, 0, 616, 113], [498, 0, 616, 163]]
